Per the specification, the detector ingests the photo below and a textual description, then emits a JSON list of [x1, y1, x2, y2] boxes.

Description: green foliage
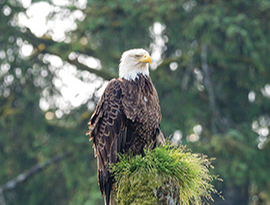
[[1, 0, 270, 204], [111, 144, 220, 205]]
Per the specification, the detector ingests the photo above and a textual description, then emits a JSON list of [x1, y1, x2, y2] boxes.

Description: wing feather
[[87, 79, 127, 203]]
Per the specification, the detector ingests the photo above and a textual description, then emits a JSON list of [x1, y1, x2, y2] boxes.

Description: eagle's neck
[[121, 73, 154, 94], [119, 62, 149, 81]]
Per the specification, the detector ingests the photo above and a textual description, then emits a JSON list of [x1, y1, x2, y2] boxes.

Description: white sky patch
[[58, 70, 94, 107], [248, 91, 256, 102], [47, 55, 63, 68], [171, 130, 182, 145], [187, 134, 199, 142], [20, 2, 52, 37], [149, 22, 167, 70], [0, 50, 6, 59], [40, 67, 103, 112], [95, 81, 108, 98], [75, 0, 87, 9], [40, 53, 104, 113], [169, 62, 178, 71], [261, 84, 270, 98], [51, 0, 71, 6], [55, 109, 63, 118], [185, 124, 202, 143], [77, 54, 101, 69], [151, 50, 161, 62], [18, 1, 85, 40], [3, 5, 12, 16], [20, 0, 32, 8], [39, 97, 50, 111], [20, 43, 34, 57], [26, 2, 53, 24], [51, 0, 87, 9], [193, 124, 202, 135], [152, 22, 164, 35], [252, 116, 270, 149], [1, 64, 11, 80]]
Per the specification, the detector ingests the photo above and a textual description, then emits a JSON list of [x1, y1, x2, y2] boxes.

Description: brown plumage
[[87, 48, 164, 205]]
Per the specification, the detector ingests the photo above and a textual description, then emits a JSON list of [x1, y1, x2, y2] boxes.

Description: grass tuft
[[110, 143, 221, 205]]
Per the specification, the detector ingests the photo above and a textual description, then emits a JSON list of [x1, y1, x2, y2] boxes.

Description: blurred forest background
[[1, 0, 270, 204]]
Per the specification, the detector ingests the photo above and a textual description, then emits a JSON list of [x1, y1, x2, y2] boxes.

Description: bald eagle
[[87, 48, 165, 205]]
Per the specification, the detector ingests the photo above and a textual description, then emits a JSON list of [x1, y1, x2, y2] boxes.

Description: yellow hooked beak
[[139, 54, 152, 65]]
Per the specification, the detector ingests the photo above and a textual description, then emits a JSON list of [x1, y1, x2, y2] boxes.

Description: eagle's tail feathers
[[105, 177, 113, 205]]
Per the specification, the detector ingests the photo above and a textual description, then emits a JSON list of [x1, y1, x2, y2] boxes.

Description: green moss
[[111, 144, 221, 205]]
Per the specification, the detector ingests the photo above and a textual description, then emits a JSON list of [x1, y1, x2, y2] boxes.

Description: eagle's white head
[[119, 48, 151, 80]]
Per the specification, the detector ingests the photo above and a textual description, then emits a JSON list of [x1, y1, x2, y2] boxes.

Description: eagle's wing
[[87, 79, 127, 204]]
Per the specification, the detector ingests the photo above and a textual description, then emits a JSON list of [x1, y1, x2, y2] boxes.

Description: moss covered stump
[[110, 144, 221, 205]]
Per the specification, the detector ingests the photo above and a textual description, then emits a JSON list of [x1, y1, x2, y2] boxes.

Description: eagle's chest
[[121, 76, 160, 129], [135, 92, 159, 127]]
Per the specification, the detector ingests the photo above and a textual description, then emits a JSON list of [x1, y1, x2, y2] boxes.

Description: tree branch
[[23, 29, 116, 81], [66, 58, 117, 80], [0, 152, 72, 205], [181, 57, 194, 91], [201, 44, 219, 134]]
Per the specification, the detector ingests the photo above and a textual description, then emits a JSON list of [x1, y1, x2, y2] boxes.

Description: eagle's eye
[[134, 55, 140, 58]]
